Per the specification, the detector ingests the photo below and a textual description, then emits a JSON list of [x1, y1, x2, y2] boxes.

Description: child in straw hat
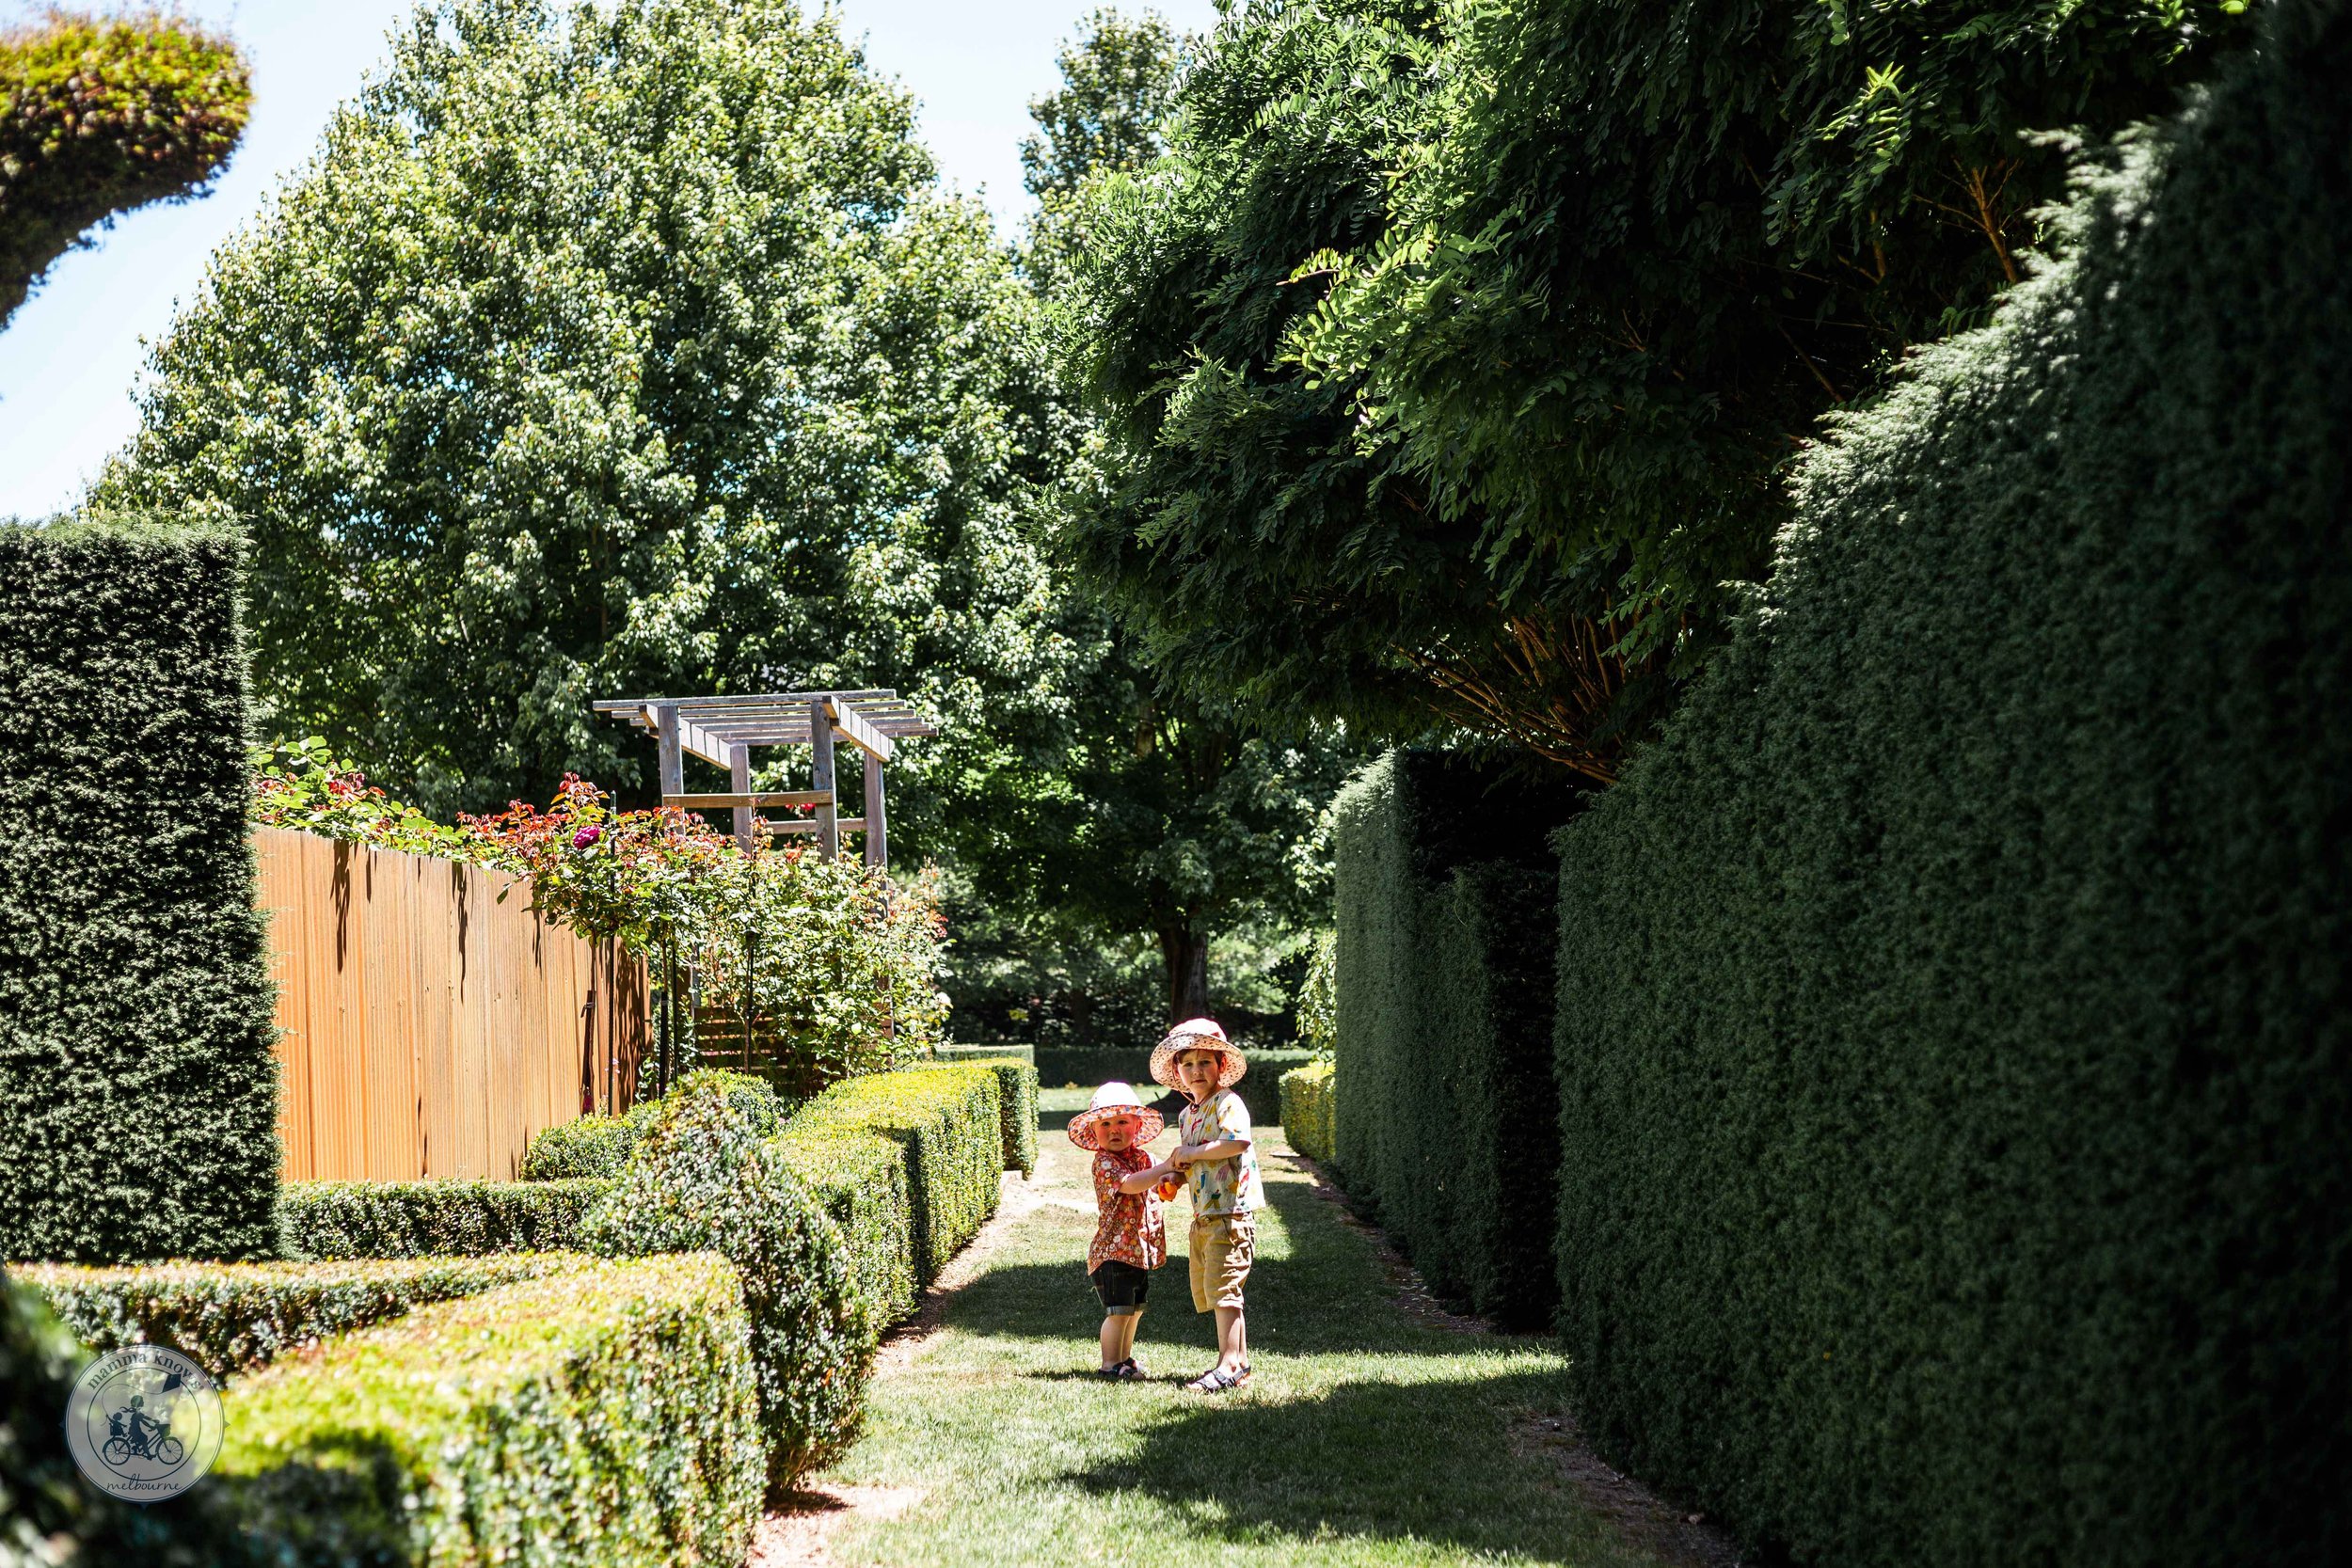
[[1069, 1081, 1177, 1380], [1150, 1017, 1265, 1393]]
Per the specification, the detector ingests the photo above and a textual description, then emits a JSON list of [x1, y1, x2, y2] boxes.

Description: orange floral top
[[1089, 1145, 1168, 1273]]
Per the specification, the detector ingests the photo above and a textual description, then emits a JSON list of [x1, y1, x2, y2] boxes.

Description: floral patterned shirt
[[1178, 1088, 1264, 1216], [1089, 1145, 1167, 1273]]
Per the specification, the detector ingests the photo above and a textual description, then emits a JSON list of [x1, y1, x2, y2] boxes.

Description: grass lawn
[[804, 1086, 1680, 1567]]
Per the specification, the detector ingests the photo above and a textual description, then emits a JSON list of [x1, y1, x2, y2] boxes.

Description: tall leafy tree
[[1061, 0, 2247, 778], [961, 5, 1355, 1025], [1, 10, 250, 329], [93, 0, 1079, 841]]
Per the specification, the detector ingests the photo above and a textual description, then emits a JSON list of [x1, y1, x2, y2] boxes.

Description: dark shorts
[[1089, 1259, 1151, 1315]]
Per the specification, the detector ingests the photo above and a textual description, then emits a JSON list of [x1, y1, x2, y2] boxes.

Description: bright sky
[[0, 0, 1216, 520]]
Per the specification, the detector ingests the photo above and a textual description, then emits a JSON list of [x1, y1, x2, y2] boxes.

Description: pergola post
[[808, 697, 839, 860], [653, 703, 684, 799], [863, 756, 887, 869], [727, 743, 754, 849]]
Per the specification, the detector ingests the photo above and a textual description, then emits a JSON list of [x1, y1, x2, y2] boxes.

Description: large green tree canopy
[[93, 0, 1078, 831], [1060, 0, 2246, 778], [1, 10, 250, 329]]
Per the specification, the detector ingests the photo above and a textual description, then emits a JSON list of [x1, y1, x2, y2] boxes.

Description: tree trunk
[[1158, 927, 1210, 1023]]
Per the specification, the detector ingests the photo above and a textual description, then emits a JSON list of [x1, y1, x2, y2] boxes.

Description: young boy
[[1147, 1017, 1264, 1393], [1067, 1081, 1173, 1379]]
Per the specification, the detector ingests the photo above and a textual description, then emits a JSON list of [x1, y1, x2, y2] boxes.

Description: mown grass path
[[771, 1087, 1719, 1568]]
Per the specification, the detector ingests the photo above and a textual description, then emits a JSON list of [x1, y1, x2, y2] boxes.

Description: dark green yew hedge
[[1330, 751, 1575, 1327], [215, 1257, 761, 1566], [0, 517, 279, 1263], [1550, 10, 2352, 1564]]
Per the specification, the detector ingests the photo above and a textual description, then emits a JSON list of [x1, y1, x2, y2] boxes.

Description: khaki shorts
[[1188, 1211, 1256, 1313]]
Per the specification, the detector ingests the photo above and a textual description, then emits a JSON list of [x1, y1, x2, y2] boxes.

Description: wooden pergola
[[592, 689, 937, 866]]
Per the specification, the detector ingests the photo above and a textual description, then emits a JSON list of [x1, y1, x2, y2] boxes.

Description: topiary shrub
[[581, 1071, 869, 1491], [20, 1255, 597, 1375], [1279, 1059, 1334, 1164], [1549, 8, 2352, 1561], [959, 1056, 1039, 1176], [0, 517, 279, 1263], [519, 1071, 782, 1180], [278, 1179, 612, 1260], [213, 1257, 760, 1566]]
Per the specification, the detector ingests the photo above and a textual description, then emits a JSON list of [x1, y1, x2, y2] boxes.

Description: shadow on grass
[[1060, 1368, 1627, 1562]]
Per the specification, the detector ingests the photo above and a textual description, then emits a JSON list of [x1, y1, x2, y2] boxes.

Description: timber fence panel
[[254, 829, 647, 1181]]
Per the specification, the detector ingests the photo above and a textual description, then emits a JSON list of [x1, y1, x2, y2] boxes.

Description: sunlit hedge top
[[0, 10, 250, 325]]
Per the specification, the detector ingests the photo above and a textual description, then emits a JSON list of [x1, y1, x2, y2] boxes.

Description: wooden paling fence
[[254, 828, 647, 1181]]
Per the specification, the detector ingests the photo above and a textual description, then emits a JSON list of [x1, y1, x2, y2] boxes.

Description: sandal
[[1094, 1365, 1127, 1381], [1114, 1358, 1144, 1381], [1184, 1366, 1245, 1394]]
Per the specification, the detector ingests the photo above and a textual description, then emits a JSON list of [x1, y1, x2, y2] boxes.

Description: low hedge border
[[582, 1073, 868, 1490], [773, 1065, 1008, 1326], [1034, 1046, 1312, 1127], [214, 1255, 760, 1567], [17, 1255, 597, 1376], [520, 1070, 784, 1181], [1280, 1060, 1335, 1164], [278, 1179, 612, 1259]]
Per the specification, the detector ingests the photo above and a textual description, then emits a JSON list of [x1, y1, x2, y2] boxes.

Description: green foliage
[[0, 516, 279, 1263], [1020, 5, 1187, 295], [1061, 0, 2244, 771], [250, 736, 476, 856], [522, 1070, 781, 1180], [1279, 1058, 1334, 1164], [582, 1072, 869, 1489], [89, 0, 1080, 837], [213, 1257, 761, 1567], [1331, 752, 1572, 1326], [278, 1179, 612, 1260], [1295, 928, 1336, 1058], [3, 1274, 257, 1565], [1549, 9, 2351, 1560], [19, 1254, 595, 1375], [1033, 1046, 1315, 1129], [771, 1066, 1007, 1325], [0, 10, 249, 327], [958, 1056, 1041, 1177]]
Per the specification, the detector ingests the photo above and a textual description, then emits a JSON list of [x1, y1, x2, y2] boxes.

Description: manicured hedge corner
[[2, 1275, 254, 1564], [278, 1178, 612, 1259], [780, 1067, 1003, 1290], [1280, 1060, 1334, 1165], [961, 1055, 1040, 1175], [583, 1072, 869, 1491], [20, 1255, 596, 1374], [215, 1257, 760, 1567], [1550, 15, 2352, 1564], [0, 517, 279, 1263]]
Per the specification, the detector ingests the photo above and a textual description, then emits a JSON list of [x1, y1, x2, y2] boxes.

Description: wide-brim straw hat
[[1068, 1081, 1165, 1151], [1149, 1017, 1247, 1092]]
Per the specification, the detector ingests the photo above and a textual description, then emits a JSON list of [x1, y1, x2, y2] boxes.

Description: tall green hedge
[[1549, 9, 2352, 1564], [0, 518, 279, 1262], [1330, 751, 1574, 1325]]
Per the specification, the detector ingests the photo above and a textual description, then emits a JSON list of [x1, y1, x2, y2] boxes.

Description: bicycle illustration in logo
[[102, 1394, 186, 1468], [65, 1345, 223, 1501]]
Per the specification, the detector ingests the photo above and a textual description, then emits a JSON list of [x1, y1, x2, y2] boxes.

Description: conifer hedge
[[1549, 8, 2352, 1563], [0, 518, 279, 1263], [1330, 751, 1576, 1325]]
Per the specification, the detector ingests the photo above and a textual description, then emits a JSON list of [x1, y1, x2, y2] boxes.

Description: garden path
[[752, 1086, 1740, 1568]]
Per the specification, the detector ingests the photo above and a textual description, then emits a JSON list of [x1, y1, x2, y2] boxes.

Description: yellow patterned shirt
[[1178, 1088, 1264, 1216]]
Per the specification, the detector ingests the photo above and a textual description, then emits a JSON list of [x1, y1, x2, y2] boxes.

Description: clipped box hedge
[[1034, 1045, 1311, 1128], [582, 1072, 869, 1490], [960, 1055, 1039, 1176], [1549, 16, 2352, 1565], [0, 516, 280, 1263], [278, 1178, 612, 1259], [774, 1064, 1010, 1326], [1279, 1060, 1334, 1164], [519, 1070, 784, 1180], [1330, 751, 1574, 1326], [214, 1256, 761, 1567], [18, 1255, 596, 1375]]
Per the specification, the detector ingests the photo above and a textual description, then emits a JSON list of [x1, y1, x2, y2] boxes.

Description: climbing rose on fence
[[251, 737, 474, 857], [461, 775, 727, 957]]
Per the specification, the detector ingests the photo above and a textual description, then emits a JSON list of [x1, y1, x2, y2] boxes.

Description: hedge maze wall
[[1549, 8, 2352, 1563], [1331, 750, 1578, 1327], [0, 518, 280, 1262]]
